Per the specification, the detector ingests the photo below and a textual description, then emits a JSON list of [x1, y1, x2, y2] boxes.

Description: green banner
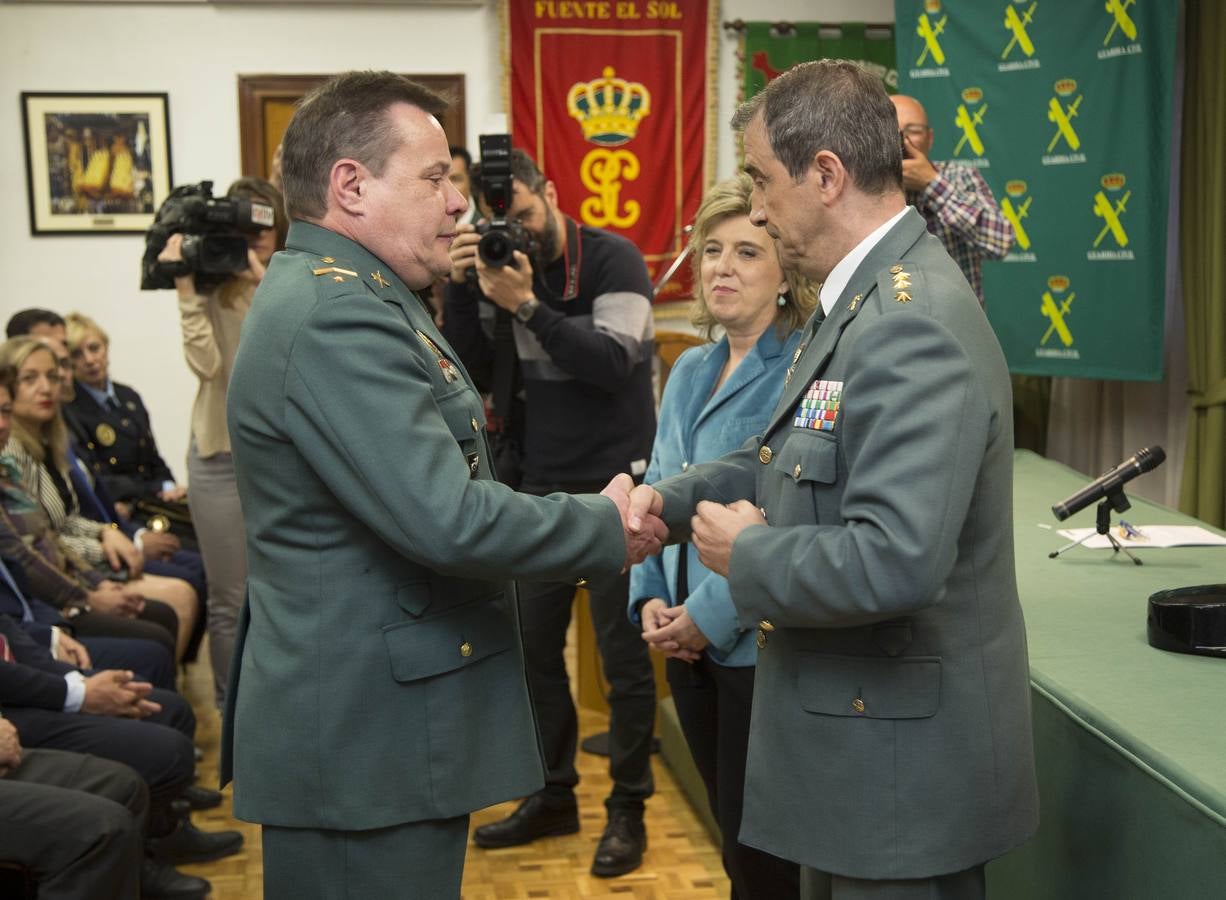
[[895, 0, 1178, 381], [742, 22, 898, 102]]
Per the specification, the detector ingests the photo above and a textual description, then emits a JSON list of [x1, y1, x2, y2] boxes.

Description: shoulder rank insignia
[[313, 266, 358, 282], [95, 423, 116, 447], [891, 265, 913, 302], [415, 330, 460, 383]]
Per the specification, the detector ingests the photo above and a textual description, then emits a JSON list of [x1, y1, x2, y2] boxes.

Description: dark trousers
[[667, 656, 800, 900], [801, 864, 985, 900], [72, 601, 178, 659], [0, 748, 146, 900], [79, 636, 175, 691], [262, 815, 469, 900], [519, 480, 656, 813], [3, 688, 195, 804]]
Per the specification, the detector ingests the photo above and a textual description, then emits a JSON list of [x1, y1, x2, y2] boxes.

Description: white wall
[[0, 0, 894, 476]]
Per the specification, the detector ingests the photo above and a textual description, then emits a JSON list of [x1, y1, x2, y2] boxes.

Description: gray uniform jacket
[[653, 209, 1038, 879], [221, 221, 625, 830]]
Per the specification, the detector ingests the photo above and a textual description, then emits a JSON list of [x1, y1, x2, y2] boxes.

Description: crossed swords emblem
[[1093, 190, 1131, 248], [1046, 94, 1082, 153], [916, 13, 947, 66], [954, 103, 988, 157], [1002, 2, 1037, 59], [1104, 0, 1137, 46], [1000, 196, 1032, 250]]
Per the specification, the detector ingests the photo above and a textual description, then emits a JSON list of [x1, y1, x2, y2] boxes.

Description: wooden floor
[[179, 638, 730, 899]]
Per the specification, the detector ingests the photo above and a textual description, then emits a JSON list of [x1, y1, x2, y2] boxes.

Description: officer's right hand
[[448, 223, 481, 283]]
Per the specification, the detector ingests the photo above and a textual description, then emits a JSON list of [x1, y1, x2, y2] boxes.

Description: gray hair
[[731, 60, 902, 195], [281, 71, 449, 221]]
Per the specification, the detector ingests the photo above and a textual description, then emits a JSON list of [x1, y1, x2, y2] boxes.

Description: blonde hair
[[65, 311, 109, 352], [688, 173, 816, 340], [0, 337, 69, 473]]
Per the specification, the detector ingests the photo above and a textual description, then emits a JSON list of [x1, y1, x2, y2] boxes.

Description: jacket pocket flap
[[777, 433, 838, 485], [798, 652, 941, 719], [382, 595, 512, 682]]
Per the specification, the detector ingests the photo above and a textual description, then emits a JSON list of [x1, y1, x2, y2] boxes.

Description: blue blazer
[[629, 325, 800, 667]]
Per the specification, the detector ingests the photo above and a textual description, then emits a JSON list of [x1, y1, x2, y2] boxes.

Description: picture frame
[[21, 91, 172, 235]]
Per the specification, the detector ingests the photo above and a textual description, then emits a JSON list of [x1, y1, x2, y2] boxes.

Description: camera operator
[[156, 176, 286, 710], [442, 148, 657, 877]]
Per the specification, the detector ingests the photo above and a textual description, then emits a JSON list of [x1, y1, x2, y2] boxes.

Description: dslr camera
[[473, 134, 536, 268], [141, 181, 275, 290]]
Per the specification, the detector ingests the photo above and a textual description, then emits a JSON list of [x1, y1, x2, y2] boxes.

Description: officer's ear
[[811, 149, 847, 203], [330, 158, 366, 214]]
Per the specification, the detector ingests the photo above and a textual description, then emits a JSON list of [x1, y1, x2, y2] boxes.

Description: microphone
[[1051, 446, 1166, 521]]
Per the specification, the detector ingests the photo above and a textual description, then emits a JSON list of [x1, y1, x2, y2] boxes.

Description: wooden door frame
[[237, 73, 467, 180]]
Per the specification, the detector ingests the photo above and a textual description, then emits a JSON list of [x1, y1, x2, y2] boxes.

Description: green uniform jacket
[[653, 209, 1039, 879], [221, 221, 625, 830]]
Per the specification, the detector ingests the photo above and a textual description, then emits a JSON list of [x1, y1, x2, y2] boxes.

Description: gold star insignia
[[890, 264, 903, 274], [895, 291, 913, 303], [848, 293, 862, 311], [371, 270, 390, 288], [320, 257, 336, 264], [333, 275, 345, 283]]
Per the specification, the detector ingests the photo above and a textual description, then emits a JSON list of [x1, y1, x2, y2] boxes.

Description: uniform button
[[756, 630, 767, 649], [109, 457, 118, 465], [120, 418, 130, 427], [852, 698, 865, 713], [459, 641, 473, 658], [759, 619, 775, 632], [137, 465, 146, 473], [86, 442, 95, 450], [470, 417, 479, 432], [793, 463, 802, 479], [681, 461, 689, 471], [759, 446, 773, 464]]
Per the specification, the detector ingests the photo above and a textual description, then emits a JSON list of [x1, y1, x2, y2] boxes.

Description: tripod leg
[[1106, 532, 1143, 566]]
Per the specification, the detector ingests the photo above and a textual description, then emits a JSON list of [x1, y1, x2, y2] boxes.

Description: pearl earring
[[777, 294, 788, 307]]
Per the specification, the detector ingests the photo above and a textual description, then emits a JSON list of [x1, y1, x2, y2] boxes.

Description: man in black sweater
[[443, 149, 657, 877]]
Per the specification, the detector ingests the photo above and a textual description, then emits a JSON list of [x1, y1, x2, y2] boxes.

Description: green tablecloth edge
[[1029, 674, 1226, 828]]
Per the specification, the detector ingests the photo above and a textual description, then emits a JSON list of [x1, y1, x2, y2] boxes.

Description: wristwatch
[[514, 298, 540, 323]]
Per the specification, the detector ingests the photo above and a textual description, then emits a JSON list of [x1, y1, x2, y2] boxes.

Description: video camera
[[141, 181, 275, 291], [473, 134, 536, 268]]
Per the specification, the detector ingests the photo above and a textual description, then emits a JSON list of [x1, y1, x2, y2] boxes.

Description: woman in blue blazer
[[630, 173, 815, 899]]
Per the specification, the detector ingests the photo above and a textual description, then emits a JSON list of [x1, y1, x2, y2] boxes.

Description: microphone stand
[[1048, 489, 1142, 566]]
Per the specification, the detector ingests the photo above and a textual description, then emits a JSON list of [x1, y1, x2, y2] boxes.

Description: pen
[[1118, 519, 1147, 541]]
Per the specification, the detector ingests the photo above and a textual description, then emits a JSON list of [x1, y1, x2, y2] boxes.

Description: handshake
[[600, 474, 668, 572]]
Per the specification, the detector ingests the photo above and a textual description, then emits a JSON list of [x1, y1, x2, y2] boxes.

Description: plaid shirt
[[908, 161, 1013, 304]]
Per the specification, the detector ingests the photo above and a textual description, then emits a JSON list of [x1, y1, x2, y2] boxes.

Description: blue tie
[[0, 556, 35, 623]]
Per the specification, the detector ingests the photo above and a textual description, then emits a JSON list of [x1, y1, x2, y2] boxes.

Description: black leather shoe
[[473, 794, 579, 848], [590, 810, 646, 877], [140, 858, 211, 899], [147, 819, 244, 865], [182, 785, 223, 811]]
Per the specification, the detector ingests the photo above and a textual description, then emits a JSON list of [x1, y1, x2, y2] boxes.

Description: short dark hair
[[731, 59, 902, 195], [449, 145, 472, 170], [470, 148, 547, 203], [6, 308, 64, 339], [280, 71, 449, 221]]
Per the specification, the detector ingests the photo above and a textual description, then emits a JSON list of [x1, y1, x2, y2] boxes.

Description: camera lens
[[478, 230, 514, 267]]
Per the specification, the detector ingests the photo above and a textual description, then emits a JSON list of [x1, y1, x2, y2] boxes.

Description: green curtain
[[1179, 0, 1226, 527]]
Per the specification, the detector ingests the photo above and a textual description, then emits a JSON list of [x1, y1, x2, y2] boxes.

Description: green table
[[987, 451, 1226, 898]]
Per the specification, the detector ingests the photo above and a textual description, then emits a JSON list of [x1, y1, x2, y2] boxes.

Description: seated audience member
[[0, 613, 241, 890], [0, 340, 197, 660], [63, 312, 187, 514], [632, 173, 813, 899]]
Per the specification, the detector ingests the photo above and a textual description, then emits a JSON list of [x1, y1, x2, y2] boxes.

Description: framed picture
[[21, 92, 172, 235]]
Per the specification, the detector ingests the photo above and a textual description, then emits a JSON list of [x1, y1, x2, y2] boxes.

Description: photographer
[[157, 176, 286, 709], [442, 148, 657, 877]]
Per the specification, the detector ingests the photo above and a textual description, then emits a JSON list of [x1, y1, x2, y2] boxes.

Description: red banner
[[506, 0, 717, 301]]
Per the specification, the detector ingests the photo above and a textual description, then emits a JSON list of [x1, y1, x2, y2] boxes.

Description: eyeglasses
[[901, 124, 931, 139], [17, 370, 63, 388]]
